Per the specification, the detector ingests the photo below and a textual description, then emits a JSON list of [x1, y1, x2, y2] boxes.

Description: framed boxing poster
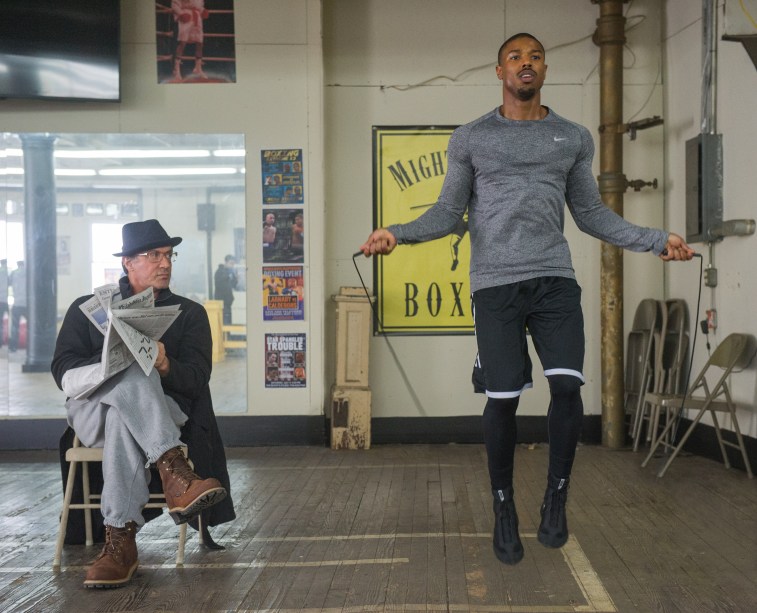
[[372, 126, 473, 335], [155, 0, 237, 84]]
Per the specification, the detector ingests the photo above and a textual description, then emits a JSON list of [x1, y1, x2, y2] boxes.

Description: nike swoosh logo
[[554, 137, 567, 142]]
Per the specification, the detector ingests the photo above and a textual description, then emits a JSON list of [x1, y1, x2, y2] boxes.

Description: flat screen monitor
[[0, 0, 121, 102]]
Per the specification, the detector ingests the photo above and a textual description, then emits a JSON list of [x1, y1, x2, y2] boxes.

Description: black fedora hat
[[113, 219, 182, 257]]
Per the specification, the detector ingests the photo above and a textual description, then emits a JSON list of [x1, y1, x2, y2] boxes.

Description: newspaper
[[62, 285, 181, 400]]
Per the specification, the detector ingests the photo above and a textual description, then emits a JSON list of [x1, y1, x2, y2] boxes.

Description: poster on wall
[[262, 208, 304, 263], [155, 0, 237, 84], [265, 333, 307, 388], [262, 266, 305, 321], [373, 126, 473, 335], [261, 149, 304, 205]]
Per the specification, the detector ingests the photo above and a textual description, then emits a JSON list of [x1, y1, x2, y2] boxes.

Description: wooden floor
[[1, 443, 755, 612]]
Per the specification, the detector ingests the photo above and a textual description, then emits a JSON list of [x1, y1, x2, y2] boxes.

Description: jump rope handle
[[661, 249, 702, 258]]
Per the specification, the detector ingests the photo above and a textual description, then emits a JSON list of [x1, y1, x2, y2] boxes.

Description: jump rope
[[675, 252, 703, 443], [351, 250, 429, 417], [353, 249, 706, 439]]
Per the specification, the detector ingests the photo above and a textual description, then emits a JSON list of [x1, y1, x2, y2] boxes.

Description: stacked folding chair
[[646, 299, 690, 449], [641, 333, 756, 477], [625, 299, 661, 448], [627, 298, 691, 451]]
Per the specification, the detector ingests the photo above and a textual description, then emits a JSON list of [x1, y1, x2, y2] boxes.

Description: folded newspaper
[[61, 283, 181, 400]]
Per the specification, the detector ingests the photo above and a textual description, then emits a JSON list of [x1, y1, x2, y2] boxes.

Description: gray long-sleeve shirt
[[388, 107, 668, 293]]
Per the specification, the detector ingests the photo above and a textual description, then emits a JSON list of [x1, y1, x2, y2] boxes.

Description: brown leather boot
[[83, 522, 138, 589], [157, 446, 227, 525]]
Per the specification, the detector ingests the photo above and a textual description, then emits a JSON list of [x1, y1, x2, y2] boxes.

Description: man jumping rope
[[360, 33, 694, 565]]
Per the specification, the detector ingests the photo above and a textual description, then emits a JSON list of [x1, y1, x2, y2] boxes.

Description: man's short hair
[[498, 33, 545, 65], [224, 254, 235, 263]]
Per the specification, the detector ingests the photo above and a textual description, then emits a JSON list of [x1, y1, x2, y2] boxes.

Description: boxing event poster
[[262, 266, 305, 321], [155, 1, 237, 84], [265, 333, 306, 388], [372, 126, 473, 335], [261, 149, 305, 205], [262, 208, 305, 264]]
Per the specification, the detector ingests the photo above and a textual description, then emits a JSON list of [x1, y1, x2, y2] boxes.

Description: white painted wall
[[664, 0, 757, 438], [324, 0, 668, 420], [5, 0, 753, 438]]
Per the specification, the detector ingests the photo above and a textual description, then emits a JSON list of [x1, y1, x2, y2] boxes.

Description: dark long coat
[[52, 276, 235, 543]]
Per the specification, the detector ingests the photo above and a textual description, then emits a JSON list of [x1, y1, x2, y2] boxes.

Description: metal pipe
[[594, 0, 626, 448], [701, 0, 717, 134]]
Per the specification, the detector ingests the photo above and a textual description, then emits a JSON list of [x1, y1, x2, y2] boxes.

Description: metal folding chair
[[626, 299, 661, 447], [641, 333, 756, 478], [639, 299, 690, 450]]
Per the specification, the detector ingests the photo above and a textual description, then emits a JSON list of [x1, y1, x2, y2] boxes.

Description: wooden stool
[[53, 435, 188, 569]]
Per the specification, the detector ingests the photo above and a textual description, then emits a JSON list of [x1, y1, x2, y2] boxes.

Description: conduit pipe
[[593, 0, 626, 448]]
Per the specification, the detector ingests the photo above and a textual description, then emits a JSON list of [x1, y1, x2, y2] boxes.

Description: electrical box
[[685, 134, 723, 243]]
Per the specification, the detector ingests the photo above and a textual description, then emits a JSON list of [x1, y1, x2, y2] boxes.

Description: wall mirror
[[0, 132, 247, 418]]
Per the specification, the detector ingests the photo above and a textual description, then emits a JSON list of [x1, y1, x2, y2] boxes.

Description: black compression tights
[[482, 375, 583, 490], [546, 374, 584, 479], [482, 396, 519, 490]]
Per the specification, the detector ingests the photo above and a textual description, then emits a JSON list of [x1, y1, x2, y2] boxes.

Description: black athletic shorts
[[471, 276, 585, 397]]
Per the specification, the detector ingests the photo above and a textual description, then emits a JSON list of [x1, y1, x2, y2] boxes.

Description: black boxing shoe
[[492, 486, 524, 565], [537, 474, 570, 548]]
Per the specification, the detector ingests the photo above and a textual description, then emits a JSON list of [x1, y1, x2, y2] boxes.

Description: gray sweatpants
[[65, 363, 187, 528]]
